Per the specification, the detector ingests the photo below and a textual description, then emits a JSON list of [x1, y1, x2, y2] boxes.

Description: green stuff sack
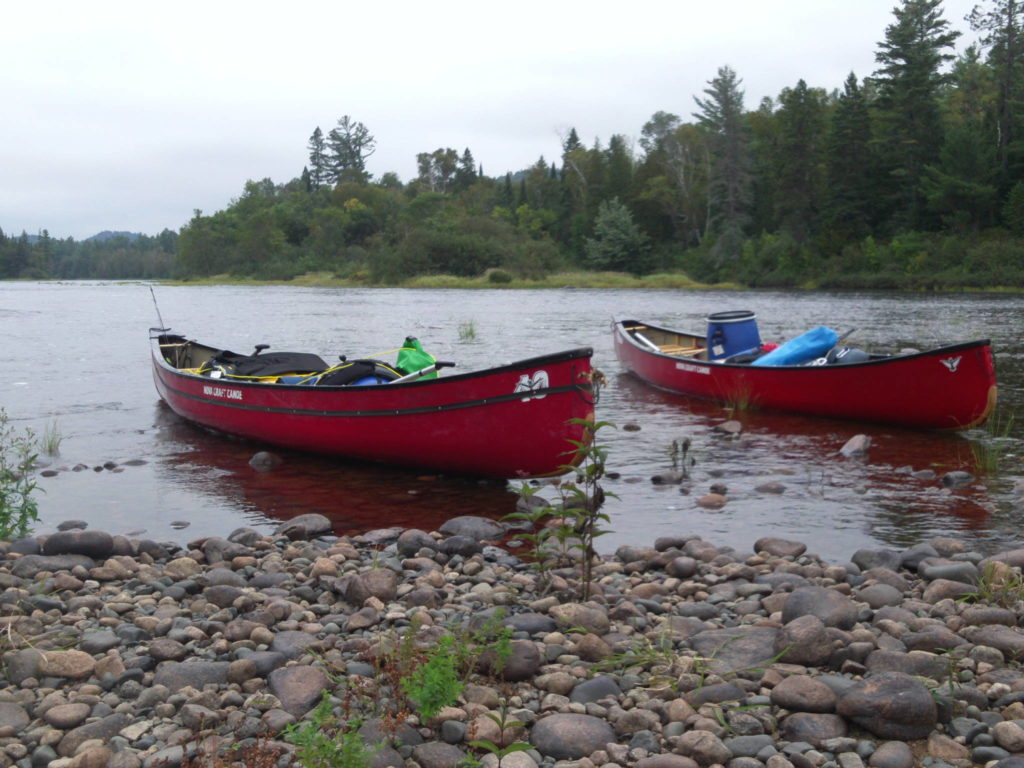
[[396, 336, 438, 379]]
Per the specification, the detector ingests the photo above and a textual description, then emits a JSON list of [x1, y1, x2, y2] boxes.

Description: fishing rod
[[149, 286, 168, 332]]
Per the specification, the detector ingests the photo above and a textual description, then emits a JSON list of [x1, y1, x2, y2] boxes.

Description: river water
[[3, 281, 1023, 563]]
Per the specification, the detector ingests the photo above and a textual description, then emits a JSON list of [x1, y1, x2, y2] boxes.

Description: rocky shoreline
[[2, 514, 1024, 768]]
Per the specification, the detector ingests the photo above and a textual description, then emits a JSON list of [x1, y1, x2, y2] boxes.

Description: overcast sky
[[3, 0, 984, 241]]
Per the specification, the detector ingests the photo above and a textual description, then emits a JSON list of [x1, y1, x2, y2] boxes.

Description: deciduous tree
[[416, 148, 459, 193], [638, 111, 710, 246]]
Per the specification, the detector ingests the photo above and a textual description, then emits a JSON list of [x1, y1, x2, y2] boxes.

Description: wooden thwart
[[660, 345, 703, 357]]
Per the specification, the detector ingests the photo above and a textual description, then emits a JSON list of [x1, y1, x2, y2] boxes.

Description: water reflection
[[152, 403, 517, 537], [8, 282, 1023, 562], [601, 372, 1000, 560]]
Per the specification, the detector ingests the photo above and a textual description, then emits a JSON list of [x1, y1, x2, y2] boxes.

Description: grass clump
[[963, 561, 1024, 609], [458, 319, 478, 341], [39, 419, 62, 456], [969, 407, 1016, 475]]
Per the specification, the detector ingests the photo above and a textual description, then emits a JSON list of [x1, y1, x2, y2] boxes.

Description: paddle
[[388, 360, 456, 384], [633, 331, 661, 352]]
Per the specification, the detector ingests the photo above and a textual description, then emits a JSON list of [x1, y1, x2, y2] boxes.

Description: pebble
[[3, 515, 1024, 767]]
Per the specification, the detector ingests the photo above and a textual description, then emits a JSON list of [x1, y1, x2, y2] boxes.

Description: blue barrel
[[706, 310, 761, 360]]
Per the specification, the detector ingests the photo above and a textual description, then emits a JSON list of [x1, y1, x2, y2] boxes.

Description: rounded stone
[[782, 586, 858, 629], [780, 712, 848, 747], [868, 740, 915, 768], [836, 671, 938, 740], [529, 713, 616, 759], [769, 675, 837, 713], [43, 702, 91, 729]]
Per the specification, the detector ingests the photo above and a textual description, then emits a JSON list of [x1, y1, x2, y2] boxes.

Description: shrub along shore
[[2, 515, 1024, 768], [163, 269, 1024, 292]]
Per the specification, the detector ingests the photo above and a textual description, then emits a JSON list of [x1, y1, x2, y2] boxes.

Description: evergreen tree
[[1003, 178, 1024, 231], [746, 97, 781, 236], [306, 127, 330, 189], [948, 44, 997, 123], [584, 197, 650, 273], [872, 0, 960, 229], [605, 134, 634, 202], [454, 148, 477, 191], [922, 116, 998, 231], [561, 132, 591, 210], [523, 156, 560, 210], [968, 0, 1024, 179], [562, 127, 583, 154], [8, 234, 31, 278], [501, 173, 514, 208], [774, 80, 828, 242], [693, 65, 751, 248], [823, 73, 877, 242], [327, 116, 376, 184]]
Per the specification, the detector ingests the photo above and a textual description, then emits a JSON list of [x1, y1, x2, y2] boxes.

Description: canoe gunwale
[[150, 330, 598, 477], [612, 317, 997, 430], [153, 331, 594, 391], [155, 365, 594, 418], [613, 318, 991, 369]]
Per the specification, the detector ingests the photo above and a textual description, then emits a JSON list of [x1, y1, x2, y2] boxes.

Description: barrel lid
[[706, 310, 756, 323]]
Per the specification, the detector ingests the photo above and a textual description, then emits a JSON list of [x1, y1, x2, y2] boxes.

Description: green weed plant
[[556, 419, 617, 599], [0, 409, 40, 541], [379, 613, 513, 723], [284, 692, 377, 768], [464, 702, 532, 767], [401, 634, 464, 721], [505, 419, 616, 600]]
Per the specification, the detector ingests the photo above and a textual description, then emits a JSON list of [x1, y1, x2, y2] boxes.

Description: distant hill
[[85, 231, 141, 243]]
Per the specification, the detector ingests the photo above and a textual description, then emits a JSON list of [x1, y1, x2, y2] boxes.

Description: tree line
[[6, 0, 1024, 289], [0, 229, 176, 280]]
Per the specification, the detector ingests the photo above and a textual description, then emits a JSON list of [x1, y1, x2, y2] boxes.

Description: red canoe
[[152, 329, 596, 478], [613, 318, 996, 430]]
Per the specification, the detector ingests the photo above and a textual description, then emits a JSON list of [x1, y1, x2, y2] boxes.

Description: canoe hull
[[613, 319, 996, 430], [152, 334, 596, 478]]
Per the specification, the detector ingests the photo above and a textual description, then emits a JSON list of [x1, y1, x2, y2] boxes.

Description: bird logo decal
[[940, 356, 962, 373], [514, 370, 549, 401]]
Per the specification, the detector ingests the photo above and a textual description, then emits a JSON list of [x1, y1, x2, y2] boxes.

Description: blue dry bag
[[751, 326, 839, 367]]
